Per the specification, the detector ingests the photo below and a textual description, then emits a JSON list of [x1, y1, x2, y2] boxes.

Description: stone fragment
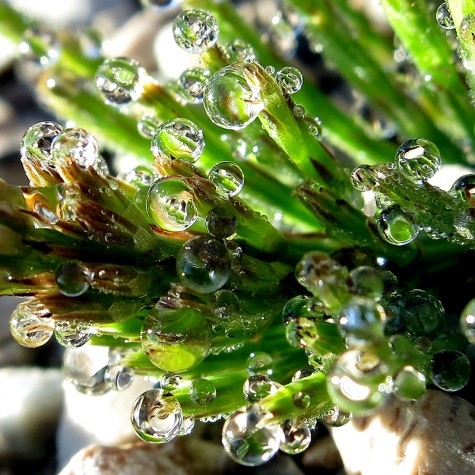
[[331, 390, 475, 475]]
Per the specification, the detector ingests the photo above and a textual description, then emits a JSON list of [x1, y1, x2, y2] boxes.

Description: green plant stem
[[380, 0, 475, 145]]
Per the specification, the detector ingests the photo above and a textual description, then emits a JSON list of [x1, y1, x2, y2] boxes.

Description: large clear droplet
[[327, 348, 391, 415], [190, 378, 217, 405], [179, 67, 211, 103], [323, 407, 352, 427], [95, 57, 145, 106], [246, 352, 273, 375], [146, 177, 197, 231], [222, 405, 282, 466], [395, 138, 441, 181], [377, 205, 419, 246], [20, 121, 64, 166], [55, 261, 89, 297], [151, 118, 204, 162], [10, 300, 55, 348], [203, 64, 264, 130], [430, 350, 471, 392], [159, 372, 183, 391], [275, 67, 303, 95], [173, 9, 219, 54], [279, 419, 311, 455], [436, 2, 455, 29], [131, 388, 183, 443], [141, 302, 211, 372], [51, 128, 100, 169], [451, 174, 475, 207], [208, 161, 244, 196], [176, 235, 231, 293]]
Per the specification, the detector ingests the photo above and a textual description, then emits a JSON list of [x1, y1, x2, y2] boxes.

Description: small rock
[[331, 390, 475, 475], [0, 367, 63, 460], [58, 437, 228, 475]]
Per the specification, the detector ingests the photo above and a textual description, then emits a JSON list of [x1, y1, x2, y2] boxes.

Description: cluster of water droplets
[[20, 121, 109, 176]]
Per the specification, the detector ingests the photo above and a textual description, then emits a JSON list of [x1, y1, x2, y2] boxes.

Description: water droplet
[[179, 416, 195, 435], [151, 118, 204, 162], [51, 128, 100, 169], [295, 252, 351, 312], [393, 366, 426, 401], [125, 165, 157, 187], [176, 235, 231, 293], [430, 350, 471, 392], [211, 289, 239, 319], [19, 25, 60, 66], [222, 405, 282, 466], [159, 373, 183, 391], [377, 205, 419, 246], [323, 407, 352, 427], [436, 2, 455, 29], [282, 295, 323, 325], [306, 117, 323, 140], [275, 67, 303, 94], [460, 14, 475, 45], [63, 345, 110, 395], [20, 121, 64, 166], [173, 9, 219, 54], [265, 65, 276, 76], [55, 261, 89, 297], [327, 348, 391, 415], [338, 297, 386, 344], [398, 289, 444, 336], [146, 177, 197, 231], [131, 388, 183, 443], [190, 378, 217, 405], [54, 320, 92, 348], [208, 161, 244, 197], [225, 39, 256, 63], [203, 64, 264, 130], [350, 165, 378, 192], [104, 363, 134, 390], [450, 174, 475, 206], [266, 10, 298, 58], [141, 302, 211, 372], [10, 300, 55, 348], [243, 374, 279, 402], [461, 298, 475, 342], [292, 369, 315, 381], [137, 114, 160, 138], [395, 138, 441, 181], [179, 67, 211, 104], [292, 104, 306, 118], [293, 391, 311, 409], [246, 352, 273, 375], [205, 205, 238, 238], [280, 419, 311, 455], [350, 266, 385, 300], [95, 57, 145, 106]]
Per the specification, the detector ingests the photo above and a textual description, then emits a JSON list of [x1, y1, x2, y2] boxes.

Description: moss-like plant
[[1, 0, 475, 466]]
